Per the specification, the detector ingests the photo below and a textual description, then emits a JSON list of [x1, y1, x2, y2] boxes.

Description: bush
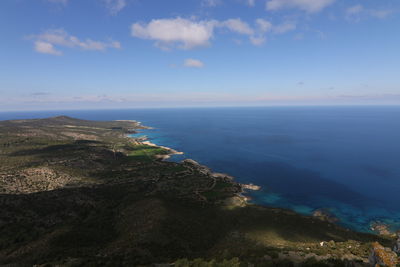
[[174, 257, 240, 267]]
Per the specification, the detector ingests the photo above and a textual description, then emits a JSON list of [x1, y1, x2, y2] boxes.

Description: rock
[[370, 222, 394, 236], [182, 159, 201, 166], [182, 159, 211, 175], [393, 233, 400, 254], [212, 172, 233, 180], [312, 209, 339, 223], [369, 242, 398, 267], [241, 183, 261, 191]]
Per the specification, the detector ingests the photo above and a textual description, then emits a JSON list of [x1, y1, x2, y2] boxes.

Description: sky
[[0, 0, 400, 110]]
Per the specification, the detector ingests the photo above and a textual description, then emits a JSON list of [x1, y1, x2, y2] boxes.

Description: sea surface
[[1, 106, 400, 232]]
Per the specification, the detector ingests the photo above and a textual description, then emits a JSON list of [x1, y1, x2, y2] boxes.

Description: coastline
[[129, 124, 184, 161], [141, 140, 184, 161], [129, 127, 261, 207], [128, 126, 400, 237], [1, 116, 397, 266], [130, 127, 396, 233]]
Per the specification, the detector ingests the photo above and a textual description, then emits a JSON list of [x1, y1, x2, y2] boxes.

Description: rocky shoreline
[[132, 128, 400, 238], [131, 130, 263, 206]]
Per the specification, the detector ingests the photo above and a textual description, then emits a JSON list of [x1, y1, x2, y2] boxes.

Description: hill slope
[[0, 117, 396, 266]]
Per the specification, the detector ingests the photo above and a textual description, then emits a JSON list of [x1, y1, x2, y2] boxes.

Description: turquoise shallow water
[[1, 106, 400, 232]]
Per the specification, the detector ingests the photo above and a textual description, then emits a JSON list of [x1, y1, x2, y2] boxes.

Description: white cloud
[[273, 21, 296, 34], [221, 19, 254, 35], [46, 0, 127, 14], [47, 0, 68, 5], [248, 19, 272, 45], [250, 36, 266, 45], [345, 4, 364, 21], [34, 41, 62, 55], [103, 0, 126, 15], [202, 0, 222, 7], [131, 18, 217, 49], [345, 5, 394, 21], [346, 4, 364, 16], [246, 0, 256, 7], [266, 0, 335, 13], [369, 9, 393, 19], [131, 17, 296, 49], [184, 58, 205, 68], [256, 18, 273, 32], [30, 29, 121, 55], [221, 18, 291, 44]]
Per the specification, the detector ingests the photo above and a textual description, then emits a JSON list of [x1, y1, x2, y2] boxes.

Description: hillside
[[0, 116, 397, 266]]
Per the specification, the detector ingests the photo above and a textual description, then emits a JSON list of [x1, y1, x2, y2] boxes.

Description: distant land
[[0, 116, 399, 266]]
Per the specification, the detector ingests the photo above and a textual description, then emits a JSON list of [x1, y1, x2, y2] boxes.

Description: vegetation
[[0, 116, 397, 266], [128, 144, 170, 161]]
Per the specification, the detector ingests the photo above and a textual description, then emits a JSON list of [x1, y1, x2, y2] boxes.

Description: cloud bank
[[3, 92, 400, 111]]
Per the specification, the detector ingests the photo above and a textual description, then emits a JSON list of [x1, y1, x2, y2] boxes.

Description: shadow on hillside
[[0, 180, 389, 266], [9, 140, 105, 157]]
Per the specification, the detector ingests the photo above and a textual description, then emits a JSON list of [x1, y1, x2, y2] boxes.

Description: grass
[[128, 144, 170, 161]]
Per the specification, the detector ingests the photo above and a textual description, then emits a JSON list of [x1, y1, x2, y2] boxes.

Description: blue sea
[[1, 106, 400, 232]]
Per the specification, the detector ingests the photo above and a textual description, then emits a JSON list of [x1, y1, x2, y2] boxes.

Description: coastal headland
[[0, 116, 398, 266]]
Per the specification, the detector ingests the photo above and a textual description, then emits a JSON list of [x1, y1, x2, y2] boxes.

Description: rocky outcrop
[[371, 222, 394, 236], [241, 183, 261, 191], [312, 209, 339, 223], [182, 159, 212, 176], [393, 233, 400, 254], [369, 242, 398, 267]]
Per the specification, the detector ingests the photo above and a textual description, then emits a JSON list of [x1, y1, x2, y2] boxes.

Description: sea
[[1, 106, 400, 233]]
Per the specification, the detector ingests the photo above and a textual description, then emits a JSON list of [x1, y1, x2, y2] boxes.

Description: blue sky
[[1, 0, 399, 110]]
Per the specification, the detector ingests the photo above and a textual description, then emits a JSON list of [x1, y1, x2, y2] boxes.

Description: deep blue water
[[1, 106, 400, 232]]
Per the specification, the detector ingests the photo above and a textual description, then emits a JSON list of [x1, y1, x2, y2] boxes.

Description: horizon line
[[1, 103, 400, 113]]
